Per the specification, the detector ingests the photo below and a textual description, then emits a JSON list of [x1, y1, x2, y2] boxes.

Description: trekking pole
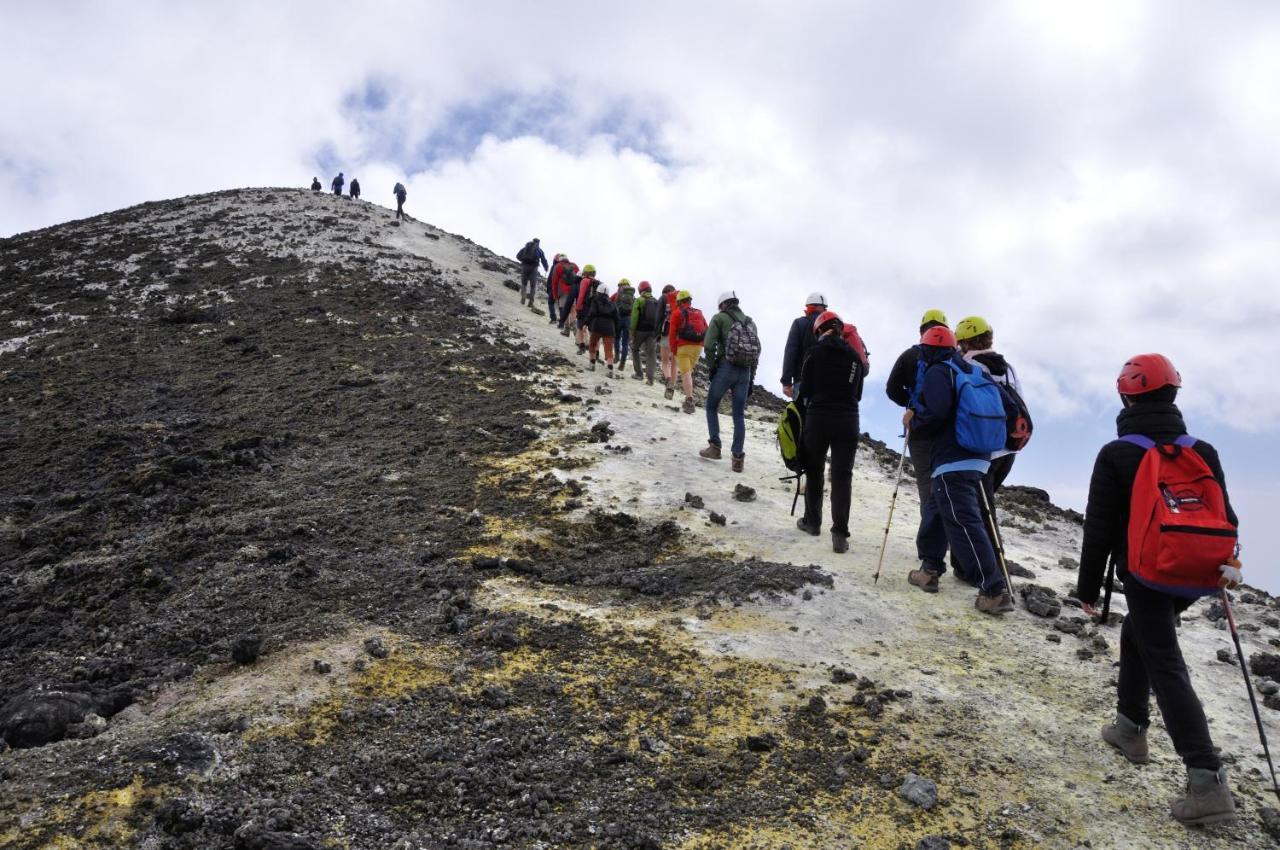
[[1221, 589, 1280, 802], [872, 431, 911, 585], [977, 484, 1015, 596]]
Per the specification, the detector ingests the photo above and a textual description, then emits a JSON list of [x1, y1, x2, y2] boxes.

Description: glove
[[1219, 557, 1243, 589], [782, 384, 794, 398]]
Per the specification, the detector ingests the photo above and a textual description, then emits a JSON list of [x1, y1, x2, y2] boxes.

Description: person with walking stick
[[1074, 353, 1242, 825]]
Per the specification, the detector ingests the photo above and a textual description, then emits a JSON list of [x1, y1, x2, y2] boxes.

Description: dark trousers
[[396, 198, 406, 219], [802, 410, 859, 536], [546, 283, 558, 321], [908, 435, 934, 516], [632, 331, 658, 380], [1118, 581, 1220, 771], [917, 471, 1003, 595], [616, 326, 630, 365], [977, 453, 1016, 552]]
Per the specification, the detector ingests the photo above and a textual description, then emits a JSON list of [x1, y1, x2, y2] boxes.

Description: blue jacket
[[910, 346, 991, 476]]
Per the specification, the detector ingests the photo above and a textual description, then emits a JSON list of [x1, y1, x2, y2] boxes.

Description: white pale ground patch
[[385, 214, 1280, 848]]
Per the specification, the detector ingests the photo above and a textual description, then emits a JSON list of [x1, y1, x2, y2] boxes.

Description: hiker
[[886, 309, 950, 515], [613, 279, 635, 370], [668, 291, 706, 414], [331, 172, 344, 195], [573, 265, 598, 354], [556, 259, 581, 335], [904, 325, 1012, 614], [955, 315, 1026, 526], [545, 254, 565, 324], [310, 177, 321, 192], [349, 178, 361, 199], [583, 281, 621, 377], [1075, 354, 1238, 826], [656, 284, 679, 389], [698, 291, 759, 473], [516, 238, 548, 308], [780, 292, 828, 399], [629, 281, 661, 384], [793, 310, 865, 552], [393, 182, 408, 219]]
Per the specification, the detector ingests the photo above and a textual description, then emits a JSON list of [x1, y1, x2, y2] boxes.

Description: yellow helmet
[[618, 278, 631, 286], [582, 264, 596, 275], [676, 290, 692, 302], [920, 308, 948, 327], [955, 315, 992, 341]]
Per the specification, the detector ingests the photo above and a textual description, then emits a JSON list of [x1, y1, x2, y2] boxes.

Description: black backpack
[[636, 297, 661, 332]]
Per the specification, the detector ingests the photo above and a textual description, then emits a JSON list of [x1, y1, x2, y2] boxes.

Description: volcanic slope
[[0, 188, 1274, 849]]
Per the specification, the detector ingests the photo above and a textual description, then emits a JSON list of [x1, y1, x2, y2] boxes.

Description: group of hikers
[[310, 175, 410, 219], [513, 237, 1254, 827]]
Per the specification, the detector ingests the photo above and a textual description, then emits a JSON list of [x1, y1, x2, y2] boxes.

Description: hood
[[920, 344, 955, 365], [966, 349, 1008, 376], [1116, 400, 1187, 440]]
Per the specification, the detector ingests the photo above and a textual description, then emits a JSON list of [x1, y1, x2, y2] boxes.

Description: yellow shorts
[[675, 344, 703, 375]]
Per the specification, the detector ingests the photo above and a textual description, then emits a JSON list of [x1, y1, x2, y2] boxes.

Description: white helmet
[[805, 292, 827, 307], [596, 283, 612, 297], [718, 290, 738, 307]]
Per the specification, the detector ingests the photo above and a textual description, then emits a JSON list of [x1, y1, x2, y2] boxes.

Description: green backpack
[[776, 402, 806, 515]]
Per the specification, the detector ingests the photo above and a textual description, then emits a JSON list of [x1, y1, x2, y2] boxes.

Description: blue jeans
[[916, 471, 1004, 595], [616, 326, 630, 364], [546, 285, 558, 322], [705, 363, 751, 457]]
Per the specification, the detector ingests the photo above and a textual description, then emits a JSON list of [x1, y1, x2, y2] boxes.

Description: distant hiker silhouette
[[393, 182, 407, 219], [349, 178, 361, 199], [331, 172, 344, 195], [310, 177, 321, 192]]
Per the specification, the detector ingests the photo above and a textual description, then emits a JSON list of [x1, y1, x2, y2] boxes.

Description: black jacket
[[583, 291, 618, 336], [885, 345, 921, 408], [798, 335, 863, 414], [1075, 401, 1236, 604], [781, 313, 819, 386]]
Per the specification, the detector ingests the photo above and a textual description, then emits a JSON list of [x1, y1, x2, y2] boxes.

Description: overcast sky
[[3, 1, 1277, 589]]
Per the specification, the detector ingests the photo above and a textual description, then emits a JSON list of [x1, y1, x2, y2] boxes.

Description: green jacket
[[703, 305, 749, 370]]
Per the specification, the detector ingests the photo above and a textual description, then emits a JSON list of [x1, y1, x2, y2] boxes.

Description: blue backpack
[[942, 359, 1006, 453]]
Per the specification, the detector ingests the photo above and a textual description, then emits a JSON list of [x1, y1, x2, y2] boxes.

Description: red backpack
[[1121, 434, 1237, 597], [678, 307, 707, 343]]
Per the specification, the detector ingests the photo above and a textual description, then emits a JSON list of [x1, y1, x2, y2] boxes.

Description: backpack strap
[[1118, 434, 1156, 450], [1174, 435, 1197, 448]]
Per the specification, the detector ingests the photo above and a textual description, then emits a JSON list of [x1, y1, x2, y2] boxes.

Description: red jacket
[[549, 261, 567, 298], [574, 275, 596, 313]]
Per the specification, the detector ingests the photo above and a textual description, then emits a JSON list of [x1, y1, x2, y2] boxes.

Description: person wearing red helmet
[[629, 282, 661, 384], [656, 285, 679, 394], [903, 325, 1012, 614], [886, 310, 953, 520], [793, 310, 866, 552], [1074, 354, 1239, 826]]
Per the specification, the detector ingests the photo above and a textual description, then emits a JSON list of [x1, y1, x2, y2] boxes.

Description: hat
[[638, 281, 652, 292], [805, 292, 828, 307], [718, 290, 738, 307], [582, 264, 596, 275], [920, 326, 957, 348], [676, 290, 692, 303], [618, 278, 631, 287], [954, 316, 991, 342], [596, 282, 612, 297], [813, 310, 843, 336], [1117, 353, 1182, 396], [920, 308, 948, 327]]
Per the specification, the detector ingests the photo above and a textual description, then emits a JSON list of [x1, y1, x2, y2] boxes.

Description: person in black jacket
[[331, 172, 344, 195], [1074, 353, 1238, 826], [796, 311, 864, 553], [886, 309, 949, 516], [516, 238, 548, 308], [349, 178, 361, 199], [310, 177, 321, 192], [780, 292, 828, 398], [904, 326, 1011, 614], [583, 282, 620, 378]]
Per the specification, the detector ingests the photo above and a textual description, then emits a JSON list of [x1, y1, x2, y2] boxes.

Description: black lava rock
[[0, 690, 95, 748], [231, 635, 262, 665]]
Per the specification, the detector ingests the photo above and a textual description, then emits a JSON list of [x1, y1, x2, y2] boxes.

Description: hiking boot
[[682, 396, 696, 414], [731, 454, 744, 473], [831, 533, 849, 554], [559, 328, 570, 337], [577, 344, 587, 355], [796, 517, 820, 536], [1171, 767, 1236, 826], [1101, 713, 1150, 764], [699, 443, 722, 460], [907, 568, 941, 593], [975, 590, 1015, 615], [632, 373, 644, 381], [646, 378, 654, 386], [664, 386, 675, 400], [588, 360, 596, 371]]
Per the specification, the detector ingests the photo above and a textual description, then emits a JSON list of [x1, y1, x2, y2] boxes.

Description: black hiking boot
[[831, 533, 849, 554], [796, 517, 820, 536]]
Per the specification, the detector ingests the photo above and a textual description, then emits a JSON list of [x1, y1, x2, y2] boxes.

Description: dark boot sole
[[1174, 811, 1237, 826]]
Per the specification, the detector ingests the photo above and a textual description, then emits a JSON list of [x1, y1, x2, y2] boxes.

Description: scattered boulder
[[312, 660, 332, 675], [0, 691, 95, 748], [733, 484, 756, 502], [1217, 648, 1236, 665], [917, 838, 951, 850], [1204, 601, 1226, 622], [231, 634, 262, 665], [588, 421, 615, 443], [1250, 652, 1280, 681], [363, 636, 389, 659], [899, 773, 938, 809], [709, 511, 727, 526], [1257, 680, 1279, 696], [1019, 584, 1061, 619], [684, 493, 705, 509], [156, 798, 205, 835], [1004, 560, 1036, 579], [742, 733, 779, 752], [1261, 807, 1280, 841], [831, 668, 856, 684], [1054, 617, 1086, 635]]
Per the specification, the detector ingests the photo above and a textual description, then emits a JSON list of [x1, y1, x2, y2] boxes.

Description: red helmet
[[920, 326, 957, 348], [1117, 353, 1181, 396], [638, 281, 652, 293], [813, 310, 843, 336]]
